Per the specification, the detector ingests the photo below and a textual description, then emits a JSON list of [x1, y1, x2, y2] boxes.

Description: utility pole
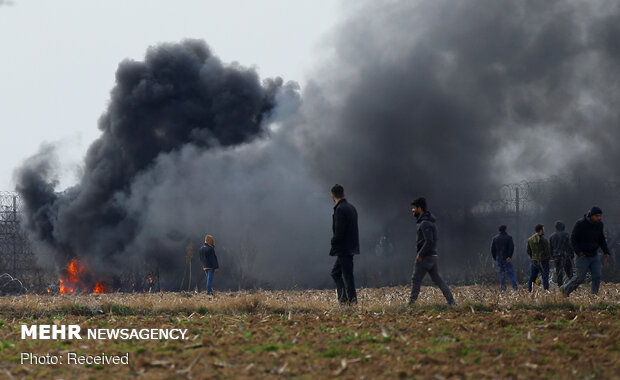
[[12, 195, 17, 278]]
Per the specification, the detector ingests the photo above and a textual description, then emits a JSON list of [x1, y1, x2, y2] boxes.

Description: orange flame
[[58, 258, 108, 294], [93, 281, 108, 294]]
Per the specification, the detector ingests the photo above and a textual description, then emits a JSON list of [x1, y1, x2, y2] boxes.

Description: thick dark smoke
[[16, 40, 296, 284], [299, 0, 620, 275], [16, 1, 620, 289]]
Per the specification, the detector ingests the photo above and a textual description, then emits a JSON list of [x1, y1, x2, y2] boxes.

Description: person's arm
[[526, 239, 532, 258], [599, 229, 610, 257], [571, 222, 583, 256], [491, 238, 497, 261], [331, 207, 347, 247], [544, 239, 551, 260], [549, 236, 557, 257], [508, 237, 514, 260], [199, 247, 208, 269], [418, 222, 435, 258]]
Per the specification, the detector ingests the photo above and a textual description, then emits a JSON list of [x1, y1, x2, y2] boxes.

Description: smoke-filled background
[[15, 0, 620, 289]]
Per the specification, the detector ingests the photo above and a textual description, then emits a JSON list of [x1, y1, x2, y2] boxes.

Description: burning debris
[[56, 259, 108, 294]]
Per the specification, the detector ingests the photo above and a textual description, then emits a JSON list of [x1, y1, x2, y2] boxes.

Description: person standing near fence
[[561, 206, 610, 296], [527, 224, 551, 291], [491, 225, 518, 291], [409, 197, 455, 305], [549, 221, 573, 287], [199, 234, 219, 296]]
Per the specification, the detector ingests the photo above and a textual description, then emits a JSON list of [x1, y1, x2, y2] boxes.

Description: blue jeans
[[497, 259, 518, 291], [528, 260, 550, 291], [562, 255, 602, 295], [204, 269, 215, 294]]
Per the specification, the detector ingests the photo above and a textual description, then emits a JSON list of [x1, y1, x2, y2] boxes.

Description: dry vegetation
[[0, 284, 619, 379]]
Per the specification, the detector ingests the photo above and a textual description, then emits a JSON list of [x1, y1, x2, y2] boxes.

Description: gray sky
[[0, 0, 340, 191]]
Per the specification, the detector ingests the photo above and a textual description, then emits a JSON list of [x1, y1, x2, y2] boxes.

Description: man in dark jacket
[[199, 235, 219, 295], [330, 184, 359, 304], [549, 221, 573, 287], [561, 206, 611, 296], [491, 225, 518, 291], [409, 197, 455, 305]]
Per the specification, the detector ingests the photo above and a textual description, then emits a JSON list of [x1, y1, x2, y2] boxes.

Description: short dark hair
[[535, 224, 544, 233], [331, 184, 345, 199], [499, 225, 507, 232], [411, 197, 427, 211]]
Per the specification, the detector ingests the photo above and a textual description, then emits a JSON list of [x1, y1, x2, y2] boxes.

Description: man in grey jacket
[[549, 221, 573, 287], [409, 197, 455, 305]]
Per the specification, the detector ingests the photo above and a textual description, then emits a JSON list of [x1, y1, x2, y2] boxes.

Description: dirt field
[[0, 284, 619, 379]]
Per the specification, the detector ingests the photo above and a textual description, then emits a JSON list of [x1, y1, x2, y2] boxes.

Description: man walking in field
[[409, 197, 455, 305], [330, 184, 360, 304], [491, 225, 518, 291], [527, 224, 551, 291], [549, 221, 573, 287], [561, 206, 610, 296]]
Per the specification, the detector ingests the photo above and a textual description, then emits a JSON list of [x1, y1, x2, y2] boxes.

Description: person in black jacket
[[561, 206, 610, 296], [409, 197, 455, 305], [329, 184, 359, 304], [491, 225, 518, 291], [549, 221, 573, 287], [199, 234, 219, 295]]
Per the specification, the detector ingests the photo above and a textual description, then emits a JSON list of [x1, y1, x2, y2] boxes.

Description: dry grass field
[[0, 284, 619, 379]]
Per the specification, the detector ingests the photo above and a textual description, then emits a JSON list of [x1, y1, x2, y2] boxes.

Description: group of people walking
[[492, 206, 611, 295], [329, 184, 455, 306], [198, 184, 610, 302]]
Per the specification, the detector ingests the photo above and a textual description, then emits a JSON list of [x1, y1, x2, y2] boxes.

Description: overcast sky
[[0, 0, 341, 191]]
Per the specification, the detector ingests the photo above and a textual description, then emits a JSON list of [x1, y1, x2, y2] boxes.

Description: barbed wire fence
[[0, 191, 38, 294], [3, 177, 619, 293]]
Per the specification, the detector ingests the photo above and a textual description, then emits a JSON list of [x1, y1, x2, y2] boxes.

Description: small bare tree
[[234, 236, 257, 290]]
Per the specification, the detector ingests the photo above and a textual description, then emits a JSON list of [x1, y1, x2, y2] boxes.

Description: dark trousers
[[528, 260, 550, 291], [331, 255, 357, 303], [553, 255, 573, 286], [410, 256, 454, 304]]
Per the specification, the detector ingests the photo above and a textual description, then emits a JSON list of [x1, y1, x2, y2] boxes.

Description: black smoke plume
[[16, 40, 290, 285]]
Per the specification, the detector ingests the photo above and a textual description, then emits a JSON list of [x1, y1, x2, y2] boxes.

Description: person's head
[[555, 221, 565, 231], [535, 224, 545, 235], [411, 197, 427, 218], [587, 206, 603, 223], [498, 225, 507, 233], [331, 184, 345, 203], [205, 234, 214, 247]]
